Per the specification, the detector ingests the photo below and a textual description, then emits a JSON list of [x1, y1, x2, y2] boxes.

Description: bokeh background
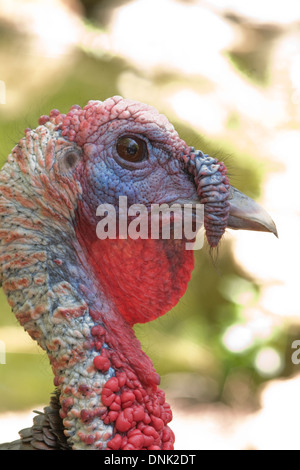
[[0, 0, 300, 450]]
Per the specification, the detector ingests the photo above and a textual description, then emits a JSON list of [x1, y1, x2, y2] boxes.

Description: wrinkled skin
[[0, 96, 277, 450]]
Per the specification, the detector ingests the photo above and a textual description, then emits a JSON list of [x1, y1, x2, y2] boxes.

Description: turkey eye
[[116, 136, 147, 162]]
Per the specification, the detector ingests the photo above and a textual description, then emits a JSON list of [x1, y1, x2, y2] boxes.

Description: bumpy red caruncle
[[91, 326, 174, 450]]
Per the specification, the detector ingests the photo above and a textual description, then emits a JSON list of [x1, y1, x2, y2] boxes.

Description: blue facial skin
[[73, 121, 199, 234]]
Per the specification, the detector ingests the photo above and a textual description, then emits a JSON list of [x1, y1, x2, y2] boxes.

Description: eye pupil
[[127, 141, 138, 155], [116, 136, 146, 162]]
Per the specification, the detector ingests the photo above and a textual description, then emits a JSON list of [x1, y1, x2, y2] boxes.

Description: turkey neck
[[48, 236, 175, 450], [4, 222, 177, 448], [0, 192, 175, 450], [59, 218, 196, 449]]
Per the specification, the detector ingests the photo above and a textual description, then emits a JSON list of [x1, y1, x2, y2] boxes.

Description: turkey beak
[[228, 186, 278, 237]]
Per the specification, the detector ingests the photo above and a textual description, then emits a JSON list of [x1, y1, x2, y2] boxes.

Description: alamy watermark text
[[96, 196, 204, 250]]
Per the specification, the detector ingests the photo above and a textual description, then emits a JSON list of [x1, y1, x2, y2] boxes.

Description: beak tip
[[266, 216, 278, 238], [273, 226, 279, 239]]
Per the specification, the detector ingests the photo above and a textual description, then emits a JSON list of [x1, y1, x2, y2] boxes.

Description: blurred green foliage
[[0, 353, 53, 412]]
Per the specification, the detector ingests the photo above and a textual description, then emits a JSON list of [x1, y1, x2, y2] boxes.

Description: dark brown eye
[[116, 136, 147, 162]]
